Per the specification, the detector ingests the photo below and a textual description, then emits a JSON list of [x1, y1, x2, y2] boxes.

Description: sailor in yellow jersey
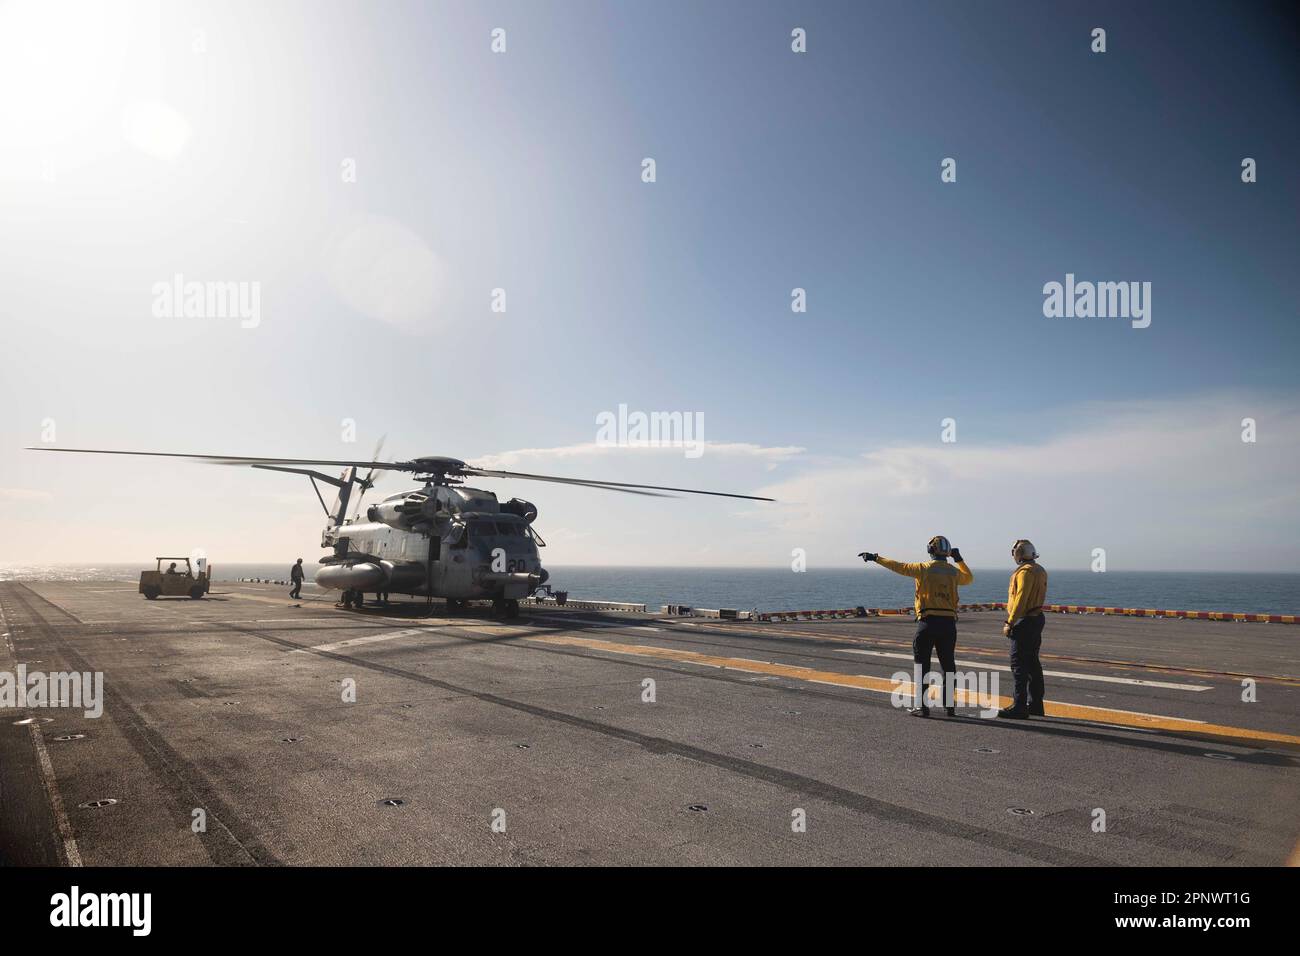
[[859, 535, 973, 718], [998, 539, 1049, 719]]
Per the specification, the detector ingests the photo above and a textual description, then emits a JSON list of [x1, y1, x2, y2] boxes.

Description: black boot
[[997, 706, 1029, 719], [1029, 702, 1046, 717], [909, 704, 930, 718]]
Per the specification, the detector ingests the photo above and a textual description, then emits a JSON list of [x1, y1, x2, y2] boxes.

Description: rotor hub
[[408, 456, 465, 473]]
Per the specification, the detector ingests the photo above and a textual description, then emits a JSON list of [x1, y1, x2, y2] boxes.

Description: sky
[[0, 0, 1297, 571]]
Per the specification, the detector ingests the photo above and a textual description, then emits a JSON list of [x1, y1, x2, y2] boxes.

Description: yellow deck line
[[742, 622, 1300, 687], [533, 634, 1300, 748], [189, 597, 1300, 746]]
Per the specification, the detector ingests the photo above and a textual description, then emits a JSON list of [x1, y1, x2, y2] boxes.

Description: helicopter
[[27, 445, 774, 617]]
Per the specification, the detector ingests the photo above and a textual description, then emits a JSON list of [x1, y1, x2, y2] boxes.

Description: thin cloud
[[750, 393, 1300, 569], [0, 488, 53, 502]]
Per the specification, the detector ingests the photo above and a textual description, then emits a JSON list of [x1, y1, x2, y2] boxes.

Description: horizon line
[[1, 561, 1297, 575]]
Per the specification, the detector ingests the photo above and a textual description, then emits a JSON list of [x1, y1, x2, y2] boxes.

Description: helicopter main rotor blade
[[25, 448, 418, 471], [461, 466, 775, 502], [25, 448, 775, 501], [538, 482, 676, 498]]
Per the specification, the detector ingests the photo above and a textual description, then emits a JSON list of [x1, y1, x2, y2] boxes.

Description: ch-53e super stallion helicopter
[[28, 445, 773, 617]]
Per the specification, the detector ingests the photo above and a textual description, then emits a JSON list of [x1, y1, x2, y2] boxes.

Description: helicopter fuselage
[[316, 484, 547, 602]]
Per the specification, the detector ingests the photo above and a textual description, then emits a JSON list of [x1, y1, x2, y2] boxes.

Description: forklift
[[139, 556, 211, 600]]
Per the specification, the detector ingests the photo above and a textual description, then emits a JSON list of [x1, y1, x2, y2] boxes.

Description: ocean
[[1, 563, 1296, 615]]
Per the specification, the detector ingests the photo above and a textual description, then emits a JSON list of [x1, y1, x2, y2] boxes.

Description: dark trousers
[[290, 579, 302, 598], [913, 616, 958, 708], [1008, 614, 1045, 710]]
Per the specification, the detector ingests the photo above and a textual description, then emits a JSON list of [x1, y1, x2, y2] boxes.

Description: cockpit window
[[462, 520, 527, 538]]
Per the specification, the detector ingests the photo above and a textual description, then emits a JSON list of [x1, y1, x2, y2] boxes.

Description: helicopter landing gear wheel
[[447, 599, 466, 613], [493, 598, 519, 619]]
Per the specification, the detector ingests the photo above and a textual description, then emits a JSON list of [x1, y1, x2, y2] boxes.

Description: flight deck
[[1, 580, 1296, 866]]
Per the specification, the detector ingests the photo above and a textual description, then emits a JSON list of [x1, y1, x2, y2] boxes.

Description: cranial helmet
[[927, 535, 951, 559], [1012, 539, 1038, 563]]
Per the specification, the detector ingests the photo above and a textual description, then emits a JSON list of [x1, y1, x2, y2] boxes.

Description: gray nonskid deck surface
[[1, 581, 1296, 866]]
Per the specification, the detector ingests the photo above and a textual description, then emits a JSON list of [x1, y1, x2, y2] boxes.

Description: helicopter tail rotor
[[351, 435, 387, 520]]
